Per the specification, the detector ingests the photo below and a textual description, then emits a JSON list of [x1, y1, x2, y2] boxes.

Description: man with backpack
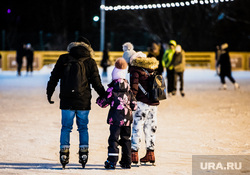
[[46, 36, 106, 169]]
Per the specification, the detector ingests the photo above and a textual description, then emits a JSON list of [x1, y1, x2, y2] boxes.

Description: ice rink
[[0, 66, 250, 175]]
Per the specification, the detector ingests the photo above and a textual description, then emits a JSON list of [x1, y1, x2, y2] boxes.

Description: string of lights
[[100, 0, 234, 11]]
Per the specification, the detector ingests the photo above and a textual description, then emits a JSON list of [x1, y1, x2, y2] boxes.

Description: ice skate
[[140, 150, 155, 166], [168, 93, 172, 97], [104, 160, 116, 169], [180, 91, 185, 97], [234, 83, 240, 90], [119, 161, 131, 169], [79, 147, 88, 168], [131, 150, 139, 165], [219, 84, 227, 90], [59, 148, 69, 169]]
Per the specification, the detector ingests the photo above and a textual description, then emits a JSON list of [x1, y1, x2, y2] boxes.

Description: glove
[[47, 95, 54, 104]]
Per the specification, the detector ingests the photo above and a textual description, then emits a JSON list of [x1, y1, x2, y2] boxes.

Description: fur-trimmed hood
[[67, 42, 95, 58], [130, 56, 159, 70]]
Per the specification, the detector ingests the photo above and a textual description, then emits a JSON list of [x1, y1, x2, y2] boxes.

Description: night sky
[[1, 0, 250, 51]]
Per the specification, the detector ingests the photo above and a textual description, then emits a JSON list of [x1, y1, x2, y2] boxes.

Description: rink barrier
[[0, 51, 250, 71]]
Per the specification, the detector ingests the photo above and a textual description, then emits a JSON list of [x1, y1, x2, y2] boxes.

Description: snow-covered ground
[[0, 66, 250, 175]]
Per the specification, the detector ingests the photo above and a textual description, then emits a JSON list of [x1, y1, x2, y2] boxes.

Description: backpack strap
[[141, 67, 154, 76], [138, 83, 148, 96], [138, 67, 151, 97]]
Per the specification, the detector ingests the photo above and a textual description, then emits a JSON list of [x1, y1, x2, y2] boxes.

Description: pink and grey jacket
[[96, 79, 137, 126]]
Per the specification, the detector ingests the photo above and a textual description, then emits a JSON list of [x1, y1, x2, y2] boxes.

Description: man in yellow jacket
[[162, 40, 177, 96]]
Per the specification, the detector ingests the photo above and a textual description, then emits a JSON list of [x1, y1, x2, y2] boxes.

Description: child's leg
[[144, 105, 158, 151], [120, 126, 132, 165], [107, 125, 120, 164], [131, 102, 147, 151]]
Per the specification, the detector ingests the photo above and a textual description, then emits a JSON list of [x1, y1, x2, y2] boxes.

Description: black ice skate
[[59, 148, 69, 169], [119, 161, 131, 169], [79, 147, 88, 168], [104, 160, 116, 169]]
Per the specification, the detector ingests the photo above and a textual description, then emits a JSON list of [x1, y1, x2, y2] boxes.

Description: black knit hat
[[76, 36, 91, 46]]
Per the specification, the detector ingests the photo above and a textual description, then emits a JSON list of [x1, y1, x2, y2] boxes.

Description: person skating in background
[[172, 45, 186, 97], [122, 42, 136, 64], [16, 43, 26, 76], [101, 43, 111, 77], [46, 36, 106, 169], [147, 41, 164, 75], [97, 58, 137, 169], [215, 45, 221, 75], [216, 43, 239, 90], [129, 52, 159, 165], [162, 40, 177, 96], [25, 43, 34, 75]]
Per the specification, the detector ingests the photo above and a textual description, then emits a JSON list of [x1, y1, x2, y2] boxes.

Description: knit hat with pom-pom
[[112, 57, 128, 80], [122, 42, 136, 64]]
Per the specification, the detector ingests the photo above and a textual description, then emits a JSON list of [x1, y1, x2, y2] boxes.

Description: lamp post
[[100, 0, 105, 51]]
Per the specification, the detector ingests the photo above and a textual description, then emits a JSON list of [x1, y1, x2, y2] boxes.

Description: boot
[[180, 91, 185, 97], [104, 160, 116, 169], [60, 148, 69, 169], [79, 147, 89, 168], [219, 84, 227, 90], [234, 83, 239, 90], [119, 161, 131, 169], [131, 150, 139, 164], [140, 150, 155, 164]]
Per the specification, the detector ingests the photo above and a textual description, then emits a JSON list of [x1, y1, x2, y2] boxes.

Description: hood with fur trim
[[130, 56, 159, 70], [67, 42, 95, 58]]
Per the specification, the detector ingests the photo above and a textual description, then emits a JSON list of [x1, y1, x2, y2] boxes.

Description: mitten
[[47, 95, 54, 104]]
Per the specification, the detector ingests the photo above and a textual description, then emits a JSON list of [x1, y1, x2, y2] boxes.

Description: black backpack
[[61, 57, 89, 97], [138, 68, 167, 102]]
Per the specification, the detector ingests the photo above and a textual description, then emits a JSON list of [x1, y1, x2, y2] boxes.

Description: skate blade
[[140, 162, 156, 166], [62, 165, 66, 170], [81, 163, 86, 168], [131, 162, 139, 167]]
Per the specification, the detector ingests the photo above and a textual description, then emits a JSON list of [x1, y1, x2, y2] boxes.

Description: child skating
[[96, 57, 137, 169]]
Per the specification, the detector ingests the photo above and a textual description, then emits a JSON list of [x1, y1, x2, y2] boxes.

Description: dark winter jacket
[[16, 45, 25, 64], [147, 46, 164, 75], [101, 49, 111, 69], [96, 79, 137, 126], [216, 49, 232, 76], [129, 56, 160, 106], [26, 49, 34, 62], [46, 41, 105, 110]]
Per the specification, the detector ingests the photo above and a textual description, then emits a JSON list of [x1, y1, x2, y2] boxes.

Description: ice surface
[[0, 66, 250, 174]]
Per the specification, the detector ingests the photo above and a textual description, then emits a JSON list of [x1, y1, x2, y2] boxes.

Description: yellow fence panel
[[0, 51, 249, 71]]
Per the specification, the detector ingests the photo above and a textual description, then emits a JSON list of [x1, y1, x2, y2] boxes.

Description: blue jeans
[[60, 110, 89, 149]]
